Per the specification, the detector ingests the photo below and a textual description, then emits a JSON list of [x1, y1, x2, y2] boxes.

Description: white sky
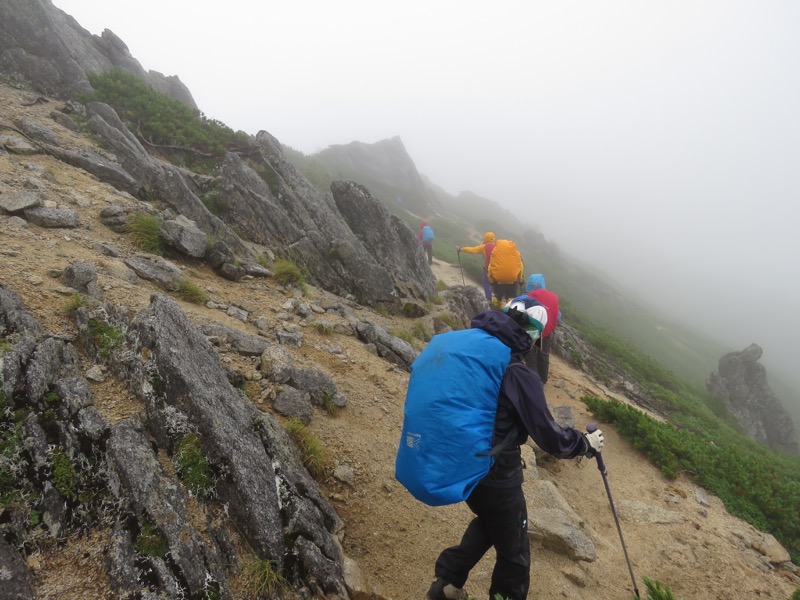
[[53, 1, 800, 397]]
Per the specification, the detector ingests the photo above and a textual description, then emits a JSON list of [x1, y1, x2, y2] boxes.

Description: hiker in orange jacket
[[487, 239, 525, 308], [456, 232, 496, 303]]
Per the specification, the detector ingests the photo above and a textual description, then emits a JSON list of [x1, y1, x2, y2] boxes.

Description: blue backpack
[[421, 225, 435, 243], [395, 328, 511, 506]]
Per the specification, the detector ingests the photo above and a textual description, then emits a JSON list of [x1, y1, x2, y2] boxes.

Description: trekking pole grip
[[586, 423, 607, 475]]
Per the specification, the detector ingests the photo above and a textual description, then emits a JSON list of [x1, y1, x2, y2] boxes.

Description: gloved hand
[[582, 429, 604, 458], [456, 245, 461, 253]]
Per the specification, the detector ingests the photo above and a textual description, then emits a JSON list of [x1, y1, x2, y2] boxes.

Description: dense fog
[[54, 1, 800, 410]]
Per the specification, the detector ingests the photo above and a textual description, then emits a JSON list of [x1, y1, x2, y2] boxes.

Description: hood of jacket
[[470, 310, 532, 357]]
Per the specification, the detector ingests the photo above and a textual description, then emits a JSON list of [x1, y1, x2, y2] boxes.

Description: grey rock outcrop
[[2, 1, 438, 310], [707, 344, 799, 454], [0, 284, 350, 598], [0, 0, 196, 108], [331, 180, 437, 301]]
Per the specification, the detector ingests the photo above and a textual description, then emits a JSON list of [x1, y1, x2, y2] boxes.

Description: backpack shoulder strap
[[477, 358, 525, 458]]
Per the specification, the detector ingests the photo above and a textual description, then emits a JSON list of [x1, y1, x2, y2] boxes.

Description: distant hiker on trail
[[418, 221, 435, 265], [487, 238, 524, 308], [396, 299, 604, 600], [524, 273, 561, 384], [456, 231, 496, 303]]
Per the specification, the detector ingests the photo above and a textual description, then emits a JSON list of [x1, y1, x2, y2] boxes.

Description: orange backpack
[[488, 239, 523, 284]]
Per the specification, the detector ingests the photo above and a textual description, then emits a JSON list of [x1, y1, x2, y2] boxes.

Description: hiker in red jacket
[[456, 231, 496, 303], [525, 273, 560, 384]]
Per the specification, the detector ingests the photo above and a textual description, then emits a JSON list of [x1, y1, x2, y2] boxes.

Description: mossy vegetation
[[49, 448, 77, 499], [173, 433, 215, 498], [87, 318, 124, 359], [283, 418, 330, 478], [135, 517, 169, 558], [0, 422, 26, 507]]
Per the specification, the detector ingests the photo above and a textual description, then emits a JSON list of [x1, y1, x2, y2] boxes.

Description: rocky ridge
[[0, 0, 798, 595], [0, 80, 798, 599]]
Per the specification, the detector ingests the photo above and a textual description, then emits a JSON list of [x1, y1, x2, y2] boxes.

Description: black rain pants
[[434, 483, 530, 600]]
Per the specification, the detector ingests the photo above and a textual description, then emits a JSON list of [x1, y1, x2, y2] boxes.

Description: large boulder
[[707, 344, 799, 454]]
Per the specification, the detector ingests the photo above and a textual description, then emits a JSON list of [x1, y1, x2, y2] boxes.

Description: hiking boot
[[426, 577, 468, 600]]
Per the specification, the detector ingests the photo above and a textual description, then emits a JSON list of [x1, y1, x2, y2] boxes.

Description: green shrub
[[273, 258, 305, 290], [240, 556, 289, 596], [283, 418, 330, 478], [175, 278, 210, 304], [127, 213, 163, 254], [135, 518, 169, 558], [173, 433, 215, 498], [436, 279, 448, 292], [583, 395, 800, 562], [643, 577, 677, 599], [0, 425, 25, 507], [313, 322, 335, 336], [321, 392, 340, 416], [83, 68, 251, 172], [412, 321, 431, 343], [200, 189, 225, 216], [87, 318, 124, 359], [62, 293, 84, 314], [389, 327, 420, 349], [50, 448, 77, 499], [402, 302, 427, 318], [434, 312, 461, 331]]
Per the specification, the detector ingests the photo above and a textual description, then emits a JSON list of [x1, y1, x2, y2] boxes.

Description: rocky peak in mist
[[707, 343, 799, 454], [0, 0, 196, 108], [313, 136, 436, 214]]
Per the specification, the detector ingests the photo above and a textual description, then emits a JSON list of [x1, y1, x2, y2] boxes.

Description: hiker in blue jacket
[[426, 300, 604, 600], [418, 221, 435, 265]]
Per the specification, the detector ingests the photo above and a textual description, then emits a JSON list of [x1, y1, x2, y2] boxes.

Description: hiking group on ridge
[[398, 228, 603, 600]]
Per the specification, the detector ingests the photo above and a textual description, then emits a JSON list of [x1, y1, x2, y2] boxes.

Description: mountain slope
[[1, 147, 797, 598]]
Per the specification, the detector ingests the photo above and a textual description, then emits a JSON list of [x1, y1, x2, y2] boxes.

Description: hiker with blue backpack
[[418, 221, 435, 265], [395, 296, 604, 600]]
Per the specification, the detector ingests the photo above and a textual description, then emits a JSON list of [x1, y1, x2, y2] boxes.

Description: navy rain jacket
[[470, 310, 589, 487]]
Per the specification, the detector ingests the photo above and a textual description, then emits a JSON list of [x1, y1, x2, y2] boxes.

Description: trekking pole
[[456, 248, 465, 285], [587, 423, 640, 599]]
